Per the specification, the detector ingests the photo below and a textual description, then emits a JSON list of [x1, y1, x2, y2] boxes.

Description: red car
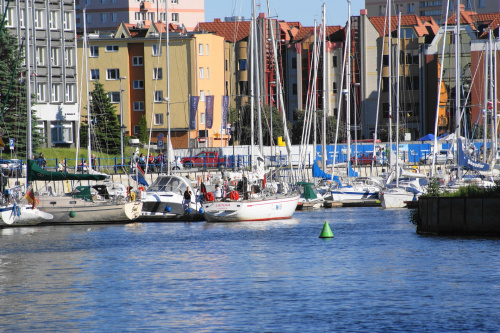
[[350, 153, 376, 165]]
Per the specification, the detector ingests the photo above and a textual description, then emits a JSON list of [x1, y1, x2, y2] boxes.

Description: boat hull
[[380, 189, 416, 208], [37, 196, 142, 224], [0, 205, 53, 227], [139, 192, 204, 222], [203, 195, 300, 222]]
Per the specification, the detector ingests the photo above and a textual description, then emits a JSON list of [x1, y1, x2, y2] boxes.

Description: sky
[[204, 0, 366, 27]]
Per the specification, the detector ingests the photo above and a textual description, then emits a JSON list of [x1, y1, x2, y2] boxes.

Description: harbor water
[[1, 207, 499, 332]]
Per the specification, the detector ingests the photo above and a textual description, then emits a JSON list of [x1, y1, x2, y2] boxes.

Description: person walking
[[183, 186, 192, 213]]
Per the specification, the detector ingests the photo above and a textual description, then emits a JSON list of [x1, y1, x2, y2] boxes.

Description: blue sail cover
[[312, 161, 342, 185], [457, 138, 490, 171]]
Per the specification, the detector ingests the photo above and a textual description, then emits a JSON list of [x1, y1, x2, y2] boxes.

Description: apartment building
[[1, 0, 79, 148], [364, 0, 499, 24], [75, 0, 204, 32], [77, 22, 226, 149]]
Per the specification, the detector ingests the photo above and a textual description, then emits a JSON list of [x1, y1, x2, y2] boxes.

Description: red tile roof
[[369, 14, 439, 37], [196, 21, 251, 42]]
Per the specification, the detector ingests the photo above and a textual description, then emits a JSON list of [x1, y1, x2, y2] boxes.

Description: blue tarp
[[417, 134, 435, 141]]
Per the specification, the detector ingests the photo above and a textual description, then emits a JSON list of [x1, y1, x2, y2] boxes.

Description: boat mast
[[249, 1, 255, 170], [25, 0, 32, 161], [322, 3, 327, 170], [345, 0, 351, 179], [83, 8, 92, 173], [395, 12, 401, 187], [166, 3, 171, 175], [388, 0, 392, 169], [253, 0, 263, 154]]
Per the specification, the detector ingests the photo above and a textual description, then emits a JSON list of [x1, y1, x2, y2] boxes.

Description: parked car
[[350, 153, 377, 166], [181, 151, 227, 169], [0, 159, 22, 177], [419, 150, 453, 165]]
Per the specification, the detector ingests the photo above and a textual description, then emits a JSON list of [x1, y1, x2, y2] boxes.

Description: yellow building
[[77, 23, 227, 149]]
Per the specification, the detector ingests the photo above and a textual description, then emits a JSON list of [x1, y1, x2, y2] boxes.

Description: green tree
[[138, 115, 148, 143], [291, 109, 342, 145], [0, 26, 44, 157], [81, 81, 121, 155]]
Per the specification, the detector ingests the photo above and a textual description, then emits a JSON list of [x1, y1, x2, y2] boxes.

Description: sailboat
[[0, 6, 53, 227], [138, 8, 204, 222], [202, 0, 299, 222], [29, 8, 143, 224]]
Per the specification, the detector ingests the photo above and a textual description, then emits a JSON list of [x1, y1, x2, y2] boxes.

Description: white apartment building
[[75, 0, 205, 32]]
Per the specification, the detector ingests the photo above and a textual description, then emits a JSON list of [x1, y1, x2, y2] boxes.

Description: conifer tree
[[138, 115, 148, 143], [83, 81, 121, 155], [0, 26, 44, 158]]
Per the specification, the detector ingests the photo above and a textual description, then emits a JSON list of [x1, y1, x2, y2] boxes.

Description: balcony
[[140, 1, 151, 11]]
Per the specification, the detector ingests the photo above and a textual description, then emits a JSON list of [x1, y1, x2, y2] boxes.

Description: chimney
[[360, 9, 367, 16], [214, 18, 221, 23]]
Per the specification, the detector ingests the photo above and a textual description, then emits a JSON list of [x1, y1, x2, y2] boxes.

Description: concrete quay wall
[[417, 197, 500, 236]]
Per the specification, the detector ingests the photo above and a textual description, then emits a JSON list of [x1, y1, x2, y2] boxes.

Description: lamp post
[[119, 76, 126, 165]]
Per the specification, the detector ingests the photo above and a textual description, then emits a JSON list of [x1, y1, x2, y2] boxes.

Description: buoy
[[199, 208, 204, 214], [319, 221, 334, 238], [69, 210, 76, 218], [165, 206, 172, 212]]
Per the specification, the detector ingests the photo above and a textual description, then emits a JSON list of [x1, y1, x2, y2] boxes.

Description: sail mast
[[322, 3, 327, 170], [345, 0, 351, 179], [166, 3, 171, 175], [25, 0, 32, 161]]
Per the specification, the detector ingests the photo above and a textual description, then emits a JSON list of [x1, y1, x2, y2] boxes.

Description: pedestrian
[[57, 159, 66, 172], [213, 184, 222, 199], [91, 154, 97, 169], [37, 153, 47, 168], [183, 186, 192, 213]]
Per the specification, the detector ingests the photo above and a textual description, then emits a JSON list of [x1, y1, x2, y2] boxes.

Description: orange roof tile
[[369, 14, 439, 37], [196, 21, 251, 42]]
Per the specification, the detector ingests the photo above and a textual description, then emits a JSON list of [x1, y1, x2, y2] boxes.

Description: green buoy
[[69, 211, 76, 218], [319, 221, 334, 238]]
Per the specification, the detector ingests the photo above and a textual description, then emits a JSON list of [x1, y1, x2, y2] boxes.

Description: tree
[[81, 81, 121, 155], [0, 26, 44, 157], [291, 109, 342, 145], [138, 115, 148, 143]]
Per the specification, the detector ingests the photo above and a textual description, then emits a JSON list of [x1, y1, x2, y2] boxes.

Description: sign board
[[157, 139, 164, 148], [9, 138, 14, 150], [197, 138, 206, 142], [157, 133, 164, 140], [0, 138, 4, 148]]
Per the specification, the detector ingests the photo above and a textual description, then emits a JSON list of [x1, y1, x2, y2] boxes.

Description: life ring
[[138, 186, 145, 192], [411, 169, 417, 173], [206, 192, 214, 202], [230, 191, 239, 201]]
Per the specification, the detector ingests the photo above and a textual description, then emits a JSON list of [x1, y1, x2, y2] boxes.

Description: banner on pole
[[206, 95, 214, 129], [189, 96, 199, 129]]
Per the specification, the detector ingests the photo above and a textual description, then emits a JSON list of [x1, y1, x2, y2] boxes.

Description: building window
[[332, 56, 337, 68], [206, 44, 209, 56], [153, 67, 163, 79], [107, 69, 120, 80], [90, 46, 99, 57], [159, 12, 166, 22], [133, 125, 139, 135], [171, 0, 178, 4], [106, 45, 119, 52], [34, 9, 44, 29], [332, 82, 337, 94], [408, 3, 415, 13], [132, 56, 144, 66], [465, 0, 472, 8], [86, 14, 92, 24], [101, 13, 107, 22], [292, 83, 297, 95], [239, 59, 247, 70], [4, 8, 13, 27], [152, 44, 162, 56], [108, 92, 120, 103], [206, 68, 210, 79], [154, 114, 164, 125], [65, 48, 74, 67], [90, 69, 100, 80], [133, 80, 144, 89], [37, 83, 47, 102], [51, 121, 73, 143], [199, 67, 204, 79], [383, 103, 390, 118], [200, 112, 205, 125], [133, 101, 145, 111], [51, 84, 61, 102], [199, 44, 204, 55], [111, 13, 117, 22], [382, 77, 389, 92], [101, 0, 106, 3], [171, 13, 179, 22], [135, 12, 145, 21], [51, 48, 61, 67], [19, 9, 25, 27], [478, 0, 485, 7], [147, 12, 155, 21], [200, 90, 205, 102], [49, 11, 59, 29], [36, 47, 46, 66], [154, 90, 163, 102], [65, 84, 75, 102], [291, 57, 297, 69], [63, 11, 72, 30]]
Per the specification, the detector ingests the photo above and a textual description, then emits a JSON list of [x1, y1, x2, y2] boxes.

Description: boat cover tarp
[[457, 139, 489, 171], [312, 161, 342, 185], [297, 182, 317, 200], [417, 134, 435, 141], [27, 160, 107, 182]]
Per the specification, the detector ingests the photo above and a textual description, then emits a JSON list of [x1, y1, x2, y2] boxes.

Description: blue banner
[[221, 96, 229, 129], [206, 95, 214, 129], [189, 96, 199, 130]]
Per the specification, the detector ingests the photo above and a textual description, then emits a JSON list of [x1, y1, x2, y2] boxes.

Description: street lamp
[[119, 76, 126, 165]]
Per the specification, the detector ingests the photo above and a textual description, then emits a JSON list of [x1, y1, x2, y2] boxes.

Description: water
[[1, 207, 499, 332]]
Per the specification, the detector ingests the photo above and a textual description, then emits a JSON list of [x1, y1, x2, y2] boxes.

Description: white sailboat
[[202, 0, 299, 222]]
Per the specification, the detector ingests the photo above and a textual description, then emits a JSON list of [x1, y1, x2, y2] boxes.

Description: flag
[[132, 164, 149, 186], [189, 96, 199, 129], [23, 189, 39, 208], [221, 95, 229, 129], [206, 95, 214, 129]]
